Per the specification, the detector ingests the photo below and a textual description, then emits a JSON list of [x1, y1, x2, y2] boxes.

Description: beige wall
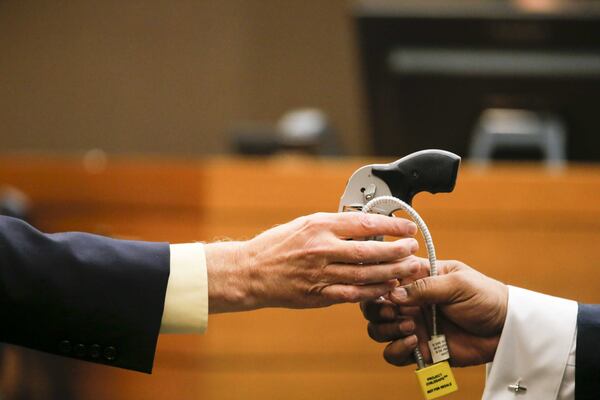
[[0, 1, 367, 156]]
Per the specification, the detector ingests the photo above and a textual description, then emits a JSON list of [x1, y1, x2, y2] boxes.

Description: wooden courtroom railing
[[1, 154, 600, 399]]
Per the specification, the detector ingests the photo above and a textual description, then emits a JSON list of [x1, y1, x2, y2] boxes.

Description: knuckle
[[447, 271, 465, 286], [299, 213, 329, 233], [294, 214, 310, 228], [403, 238, 418, 254], [445, 268, 458, 280], [358, 213, 376, 231], [311, 212, 330, 221], [412, 278, 430, 297], [352, 242, 370, 262], [389, 265, 403, 279], [340, 287, 361, 303], [398, 259, 419, 276], [447, 259, 465, 271], [411, 258, 424, 274], [393, 218, 409, 233], [301, 236, 335, 262], [394, 240, 414, 258], [352, 268, 367, 284], [302, 243, 328, 259], [447, 259, 466, 270]]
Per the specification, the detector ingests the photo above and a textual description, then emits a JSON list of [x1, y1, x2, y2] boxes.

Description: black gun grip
[[371, 150, 460, 205]]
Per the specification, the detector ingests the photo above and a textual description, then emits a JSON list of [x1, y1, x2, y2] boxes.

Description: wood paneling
[[1, 155, 600, 399], [0, 0, 365, 156]]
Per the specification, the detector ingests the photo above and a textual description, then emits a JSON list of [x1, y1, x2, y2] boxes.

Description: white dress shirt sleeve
[[482, 286, 577, 400], [159, 243, 208, 334], [557, 327, 576, 400]]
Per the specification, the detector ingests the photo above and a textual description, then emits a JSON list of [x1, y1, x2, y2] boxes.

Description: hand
[[361, 257, 508, 367], [205, 212, 420, 313]]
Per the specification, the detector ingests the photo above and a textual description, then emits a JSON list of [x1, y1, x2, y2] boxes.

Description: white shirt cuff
[[558, 326, 576, 400], [160, 243, 208, 334], [482, 286, 577, 400]]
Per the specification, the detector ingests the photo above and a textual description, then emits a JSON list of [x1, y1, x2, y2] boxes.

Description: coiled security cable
[[362, 195, 439, 369]]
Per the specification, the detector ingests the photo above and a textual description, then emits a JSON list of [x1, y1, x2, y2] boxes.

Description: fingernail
[[407, 222, 418, 235], [404, 335, 418, 347], [391, 287, 407, 301], [399, 319, 415, 333]]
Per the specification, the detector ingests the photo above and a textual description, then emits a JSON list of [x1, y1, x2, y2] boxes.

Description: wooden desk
[[1, 155, 600, 399]]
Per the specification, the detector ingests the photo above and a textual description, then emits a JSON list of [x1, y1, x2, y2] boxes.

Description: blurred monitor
[[355, 0, 600, 161]]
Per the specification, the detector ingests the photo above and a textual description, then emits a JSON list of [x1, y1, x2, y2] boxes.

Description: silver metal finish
[[508, 379, 527, 393], [338, 164, 391, 212], [363, 183, 377, 201]]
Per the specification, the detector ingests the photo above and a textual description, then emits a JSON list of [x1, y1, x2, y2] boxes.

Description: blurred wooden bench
[[1, 154, 600, 399]]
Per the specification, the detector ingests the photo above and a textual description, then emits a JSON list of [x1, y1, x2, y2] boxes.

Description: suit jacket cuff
[[575, 303, 600, 399]]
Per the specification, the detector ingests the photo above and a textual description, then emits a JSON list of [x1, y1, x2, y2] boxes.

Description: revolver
[[338, 149, 462, 399], [338, 149, 461, 213]]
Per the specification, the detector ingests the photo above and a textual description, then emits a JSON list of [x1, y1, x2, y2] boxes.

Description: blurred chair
[[468, 108, 566, 167], [355, 0, 600, 161], [231, 108, 341, 156]]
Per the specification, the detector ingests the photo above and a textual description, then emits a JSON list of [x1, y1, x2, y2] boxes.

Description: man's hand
[[361, 258, 508, 367], [205, 212, 420, 313]]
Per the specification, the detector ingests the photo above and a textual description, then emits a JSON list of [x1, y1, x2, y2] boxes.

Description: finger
[[407, 257, 431, 280], [328, 238, 418, 264], [380, 304, 432, 366], [360, 300, 398, 322], [388, 274, 458, 306], [396, 305, 422, 317], [367, 318, 415, 342], [383, 335, 420, 367], [329, 212, 418, 238], [406, 258, 468, 280], [383, 318, 433, 367], [399, 258, 470, 287], [324, 258, 421, 285], [322, 281, 397, 304]]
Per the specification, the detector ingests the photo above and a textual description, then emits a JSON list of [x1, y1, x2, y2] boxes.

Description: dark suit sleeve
[[575, 304, 600, 399], [0, 216, 170, 373]]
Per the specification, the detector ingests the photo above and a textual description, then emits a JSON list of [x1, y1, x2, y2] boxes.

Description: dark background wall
[[0, 1, 367, 156]]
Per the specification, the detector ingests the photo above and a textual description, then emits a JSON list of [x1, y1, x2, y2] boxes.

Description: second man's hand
[[205, 212, 420, 313], [361, 257, 508, 367]]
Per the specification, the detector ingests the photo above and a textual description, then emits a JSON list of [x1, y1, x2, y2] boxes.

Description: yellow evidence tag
[[414, 361, 458, 399]]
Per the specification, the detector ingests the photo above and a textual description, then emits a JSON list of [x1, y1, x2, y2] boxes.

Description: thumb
[[389, 274, 457, 306]]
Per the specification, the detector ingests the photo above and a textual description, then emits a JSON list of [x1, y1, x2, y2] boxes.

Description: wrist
[[493, 281, 509, 335], [205, 241, 258, 313]]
